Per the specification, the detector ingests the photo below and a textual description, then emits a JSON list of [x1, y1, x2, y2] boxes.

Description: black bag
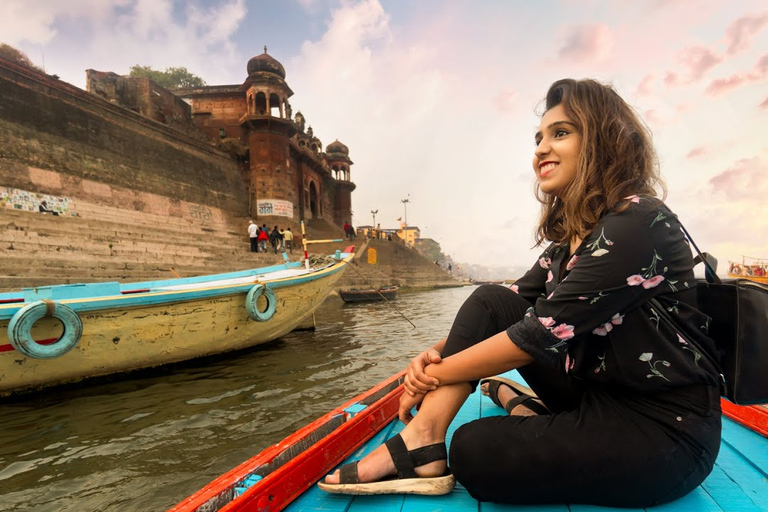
[[675, 228, 768, 405]]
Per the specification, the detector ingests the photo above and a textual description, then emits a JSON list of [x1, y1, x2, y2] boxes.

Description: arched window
[[255, 92, 267, 115], [269, 93, 281, 117]]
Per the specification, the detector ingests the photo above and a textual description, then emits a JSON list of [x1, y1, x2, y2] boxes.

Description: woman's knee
[[449, 421, 514, 500]]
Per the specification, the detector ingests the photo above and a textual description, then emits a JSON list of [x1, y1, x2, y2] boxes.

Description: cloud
[[705, 52, 768, 96], [760, 96, 768, 109], [493, 88, 518, 113], [686, 147, 707, 159], [725, 11, 768, 55], [675, 45, 722, 83], [635, 74, 655, 97], [0, 0, 127, 46], [557, 23, 614, 63], [709, 157, 768, 202]]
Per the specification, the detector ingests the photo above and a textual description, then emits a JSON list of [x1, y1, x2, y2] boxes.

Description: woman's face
[[533, 104, 581, 198]]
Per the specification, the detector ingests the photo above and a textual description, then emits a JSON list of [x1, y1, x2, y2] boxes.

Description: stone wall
[[0, 58, 247, 217], [336, 239, 460, 290]]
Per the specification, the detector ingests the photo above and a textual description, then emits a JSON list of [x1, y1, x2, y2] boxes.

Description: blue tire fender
[[7, 300, 83, 359], [245, 284, 277, 321]]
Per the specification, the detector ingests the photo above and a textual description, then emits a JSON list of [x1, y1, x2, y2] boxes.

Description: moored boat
[[728, 256, 768, 284], [339, 285, 398, 303], [170, 370, 768, 512], [0, 251, 353, 397]]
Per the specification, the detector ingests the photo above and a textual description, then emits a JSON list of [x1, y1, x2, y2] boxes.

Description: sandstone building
[[85, 48, 356, 226]]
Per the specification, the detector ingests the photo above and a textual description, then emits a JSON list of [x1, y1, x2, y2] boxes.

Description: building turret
[[326, 139, 356, 225]]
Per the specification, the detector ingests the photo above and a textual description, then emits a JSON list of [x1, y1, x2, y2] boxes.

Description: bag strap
[[677, 224, 722, 285]]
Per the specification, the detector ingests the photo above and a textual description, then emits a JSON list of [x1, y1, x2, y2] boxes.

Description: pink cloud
[[705, 53, 768, 96], [760, 96, 768, 109], [678, 46, 722, 81], [643, 109, 662, 126], [635, 74, 655, 97], [663, 71, 680, 87], [558, 24, 614, 63], [756, 54, 768, 75], [493, 88, 518, 113], [686, 147, 707, 159], [709, 157, 768, 201], [725, 12, 768, 55], [706, 74, 751, 96]]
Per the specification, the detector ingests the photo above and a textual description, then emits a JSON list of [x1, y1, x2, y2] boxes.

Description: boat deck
[[289, 374, 768, 512]]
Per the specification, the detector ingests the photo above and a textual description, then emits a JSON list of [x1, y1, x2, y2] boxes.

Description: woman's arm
[[425, 331, 534, 386]]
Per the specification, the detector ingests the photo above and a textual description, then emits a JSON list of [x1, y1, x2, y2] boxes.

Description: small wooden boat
[[0, 251, 353, 397], [171, 370, 768, 512], [728, 256, 768, 284], [339, 285, 398, 303]]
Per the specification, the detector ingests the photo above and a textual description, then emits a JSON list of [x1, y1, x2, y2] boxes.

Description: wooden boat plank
[[702, 448, 765, 511]]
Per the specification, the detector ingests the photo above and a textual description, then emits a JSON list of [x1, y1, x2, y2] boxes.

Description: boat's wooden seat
[[289, 373, 768, 512]]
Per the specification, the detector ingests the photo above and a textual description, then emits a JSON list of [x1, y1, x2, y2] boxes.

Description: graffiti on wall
[[189, 205, 213, 222], [0, 187, 74, 215]]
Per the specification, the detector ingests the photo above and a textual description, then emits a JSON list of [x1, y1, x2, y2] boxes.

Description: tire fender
[[7, 300, 83, 359], [245, 284, 277, 321]]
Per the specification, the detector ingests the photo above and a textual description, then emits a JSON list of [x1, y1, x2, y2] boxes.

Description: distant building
[[397, 225, 420, 247], [86, 48, 355, 226]]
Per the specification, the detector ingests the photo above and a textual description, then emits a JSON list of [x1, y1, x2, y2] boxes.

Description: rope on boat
[[345, 262, 416, 329], [307, 254, 339, 269]]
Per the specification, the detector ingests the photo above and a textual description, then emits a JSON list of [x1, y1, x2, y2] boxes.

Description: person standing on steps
[[283, 227, 294, 254], [248, 220, 258, 253]]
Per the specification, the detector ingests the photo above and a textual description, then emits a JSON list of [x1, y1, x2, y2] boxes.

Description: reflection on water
[[0, 286, 474, 512]]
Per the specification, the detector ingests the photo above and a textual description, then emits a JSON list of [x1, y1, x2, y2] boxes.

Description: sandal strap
[[486, 380, 504, 408], [339, 461, 360, 484], [408, 443, 447, 467], [504, 395, 549, 415], [385, 434, 418, 479]]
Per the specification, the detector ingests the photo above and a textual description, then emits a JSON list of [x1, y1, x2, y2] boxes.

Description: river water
[[0, 286, 475, 512]]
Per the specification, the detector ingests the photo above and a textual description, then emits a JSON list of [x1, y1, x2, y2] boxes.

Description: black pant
[[250, 237, 258, 252], [443, 285, 721, 507]]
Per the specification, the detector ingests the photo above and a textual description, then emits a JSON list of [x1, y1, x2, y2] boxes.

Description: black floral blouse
[[506, 196, 721, 391]]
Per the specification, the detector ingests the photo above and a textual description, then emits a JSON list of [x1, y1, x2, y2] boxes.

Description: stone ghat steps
[[3, 215, 245, 248], [74, 202, 238, 232], [2, 234, 251, 261], [0, 251, 281, 272]]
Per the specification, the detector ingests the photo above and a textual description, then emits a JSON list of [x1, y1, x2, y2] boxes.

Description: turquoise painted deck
[[288, 374, 768, 512]]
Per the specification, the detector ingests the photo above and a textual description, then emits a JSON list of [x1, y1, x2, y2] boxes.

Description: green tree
[[0, 43, 45, 72], [129, 65, 206, 88]]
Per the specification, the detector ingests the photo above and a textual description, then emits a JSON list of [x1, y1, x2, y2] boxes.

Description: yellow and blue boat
[[0, 251, 353, 397]]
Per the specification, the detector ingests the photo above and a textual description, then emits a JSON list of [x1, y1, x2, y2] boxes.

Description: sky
[[2, 0, 767, 274]]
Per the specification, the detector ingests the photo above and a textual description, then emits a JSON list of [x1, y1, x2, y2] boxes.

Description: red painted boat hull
[[170, 370, 406, 512]]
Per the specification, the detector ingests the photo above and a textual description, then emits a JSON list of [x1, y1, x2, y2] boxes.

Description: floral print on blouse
[[506, 197, 720, 391]]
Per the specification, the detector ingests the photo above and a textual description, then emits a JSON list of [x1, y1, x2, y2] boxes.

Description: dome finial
[[264, 45, 268, 54]]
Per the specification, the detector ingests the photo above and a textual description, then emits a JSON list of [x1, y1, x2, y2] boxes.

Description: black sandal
[[317, 433, 455, 495], [481, 377, 549, 415]]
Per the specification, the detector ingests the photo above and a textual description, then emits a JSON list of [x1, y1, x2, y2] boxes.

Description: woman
[[320, 79, 722, 507]]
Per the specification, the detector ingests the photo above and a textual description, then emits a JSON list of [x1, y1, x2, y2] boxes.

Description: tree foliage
[[0, 44, 45, 72], [129, 65, 206, 89]]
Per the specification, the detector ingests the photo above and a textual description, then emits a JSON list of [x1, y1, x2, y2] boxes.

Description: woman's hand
[[404, 348, 442, 396], [398, 390, 425, 424]]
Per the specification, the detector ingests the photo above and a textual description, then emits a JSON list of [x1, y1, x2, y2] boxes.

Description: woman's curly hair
[[534, 78, 666, 246]]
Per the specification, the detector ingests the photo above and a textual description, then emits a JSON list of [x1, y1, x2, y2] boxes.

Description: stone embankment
[[335, 238, 460, 291], [0, 207, 458, 292]]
